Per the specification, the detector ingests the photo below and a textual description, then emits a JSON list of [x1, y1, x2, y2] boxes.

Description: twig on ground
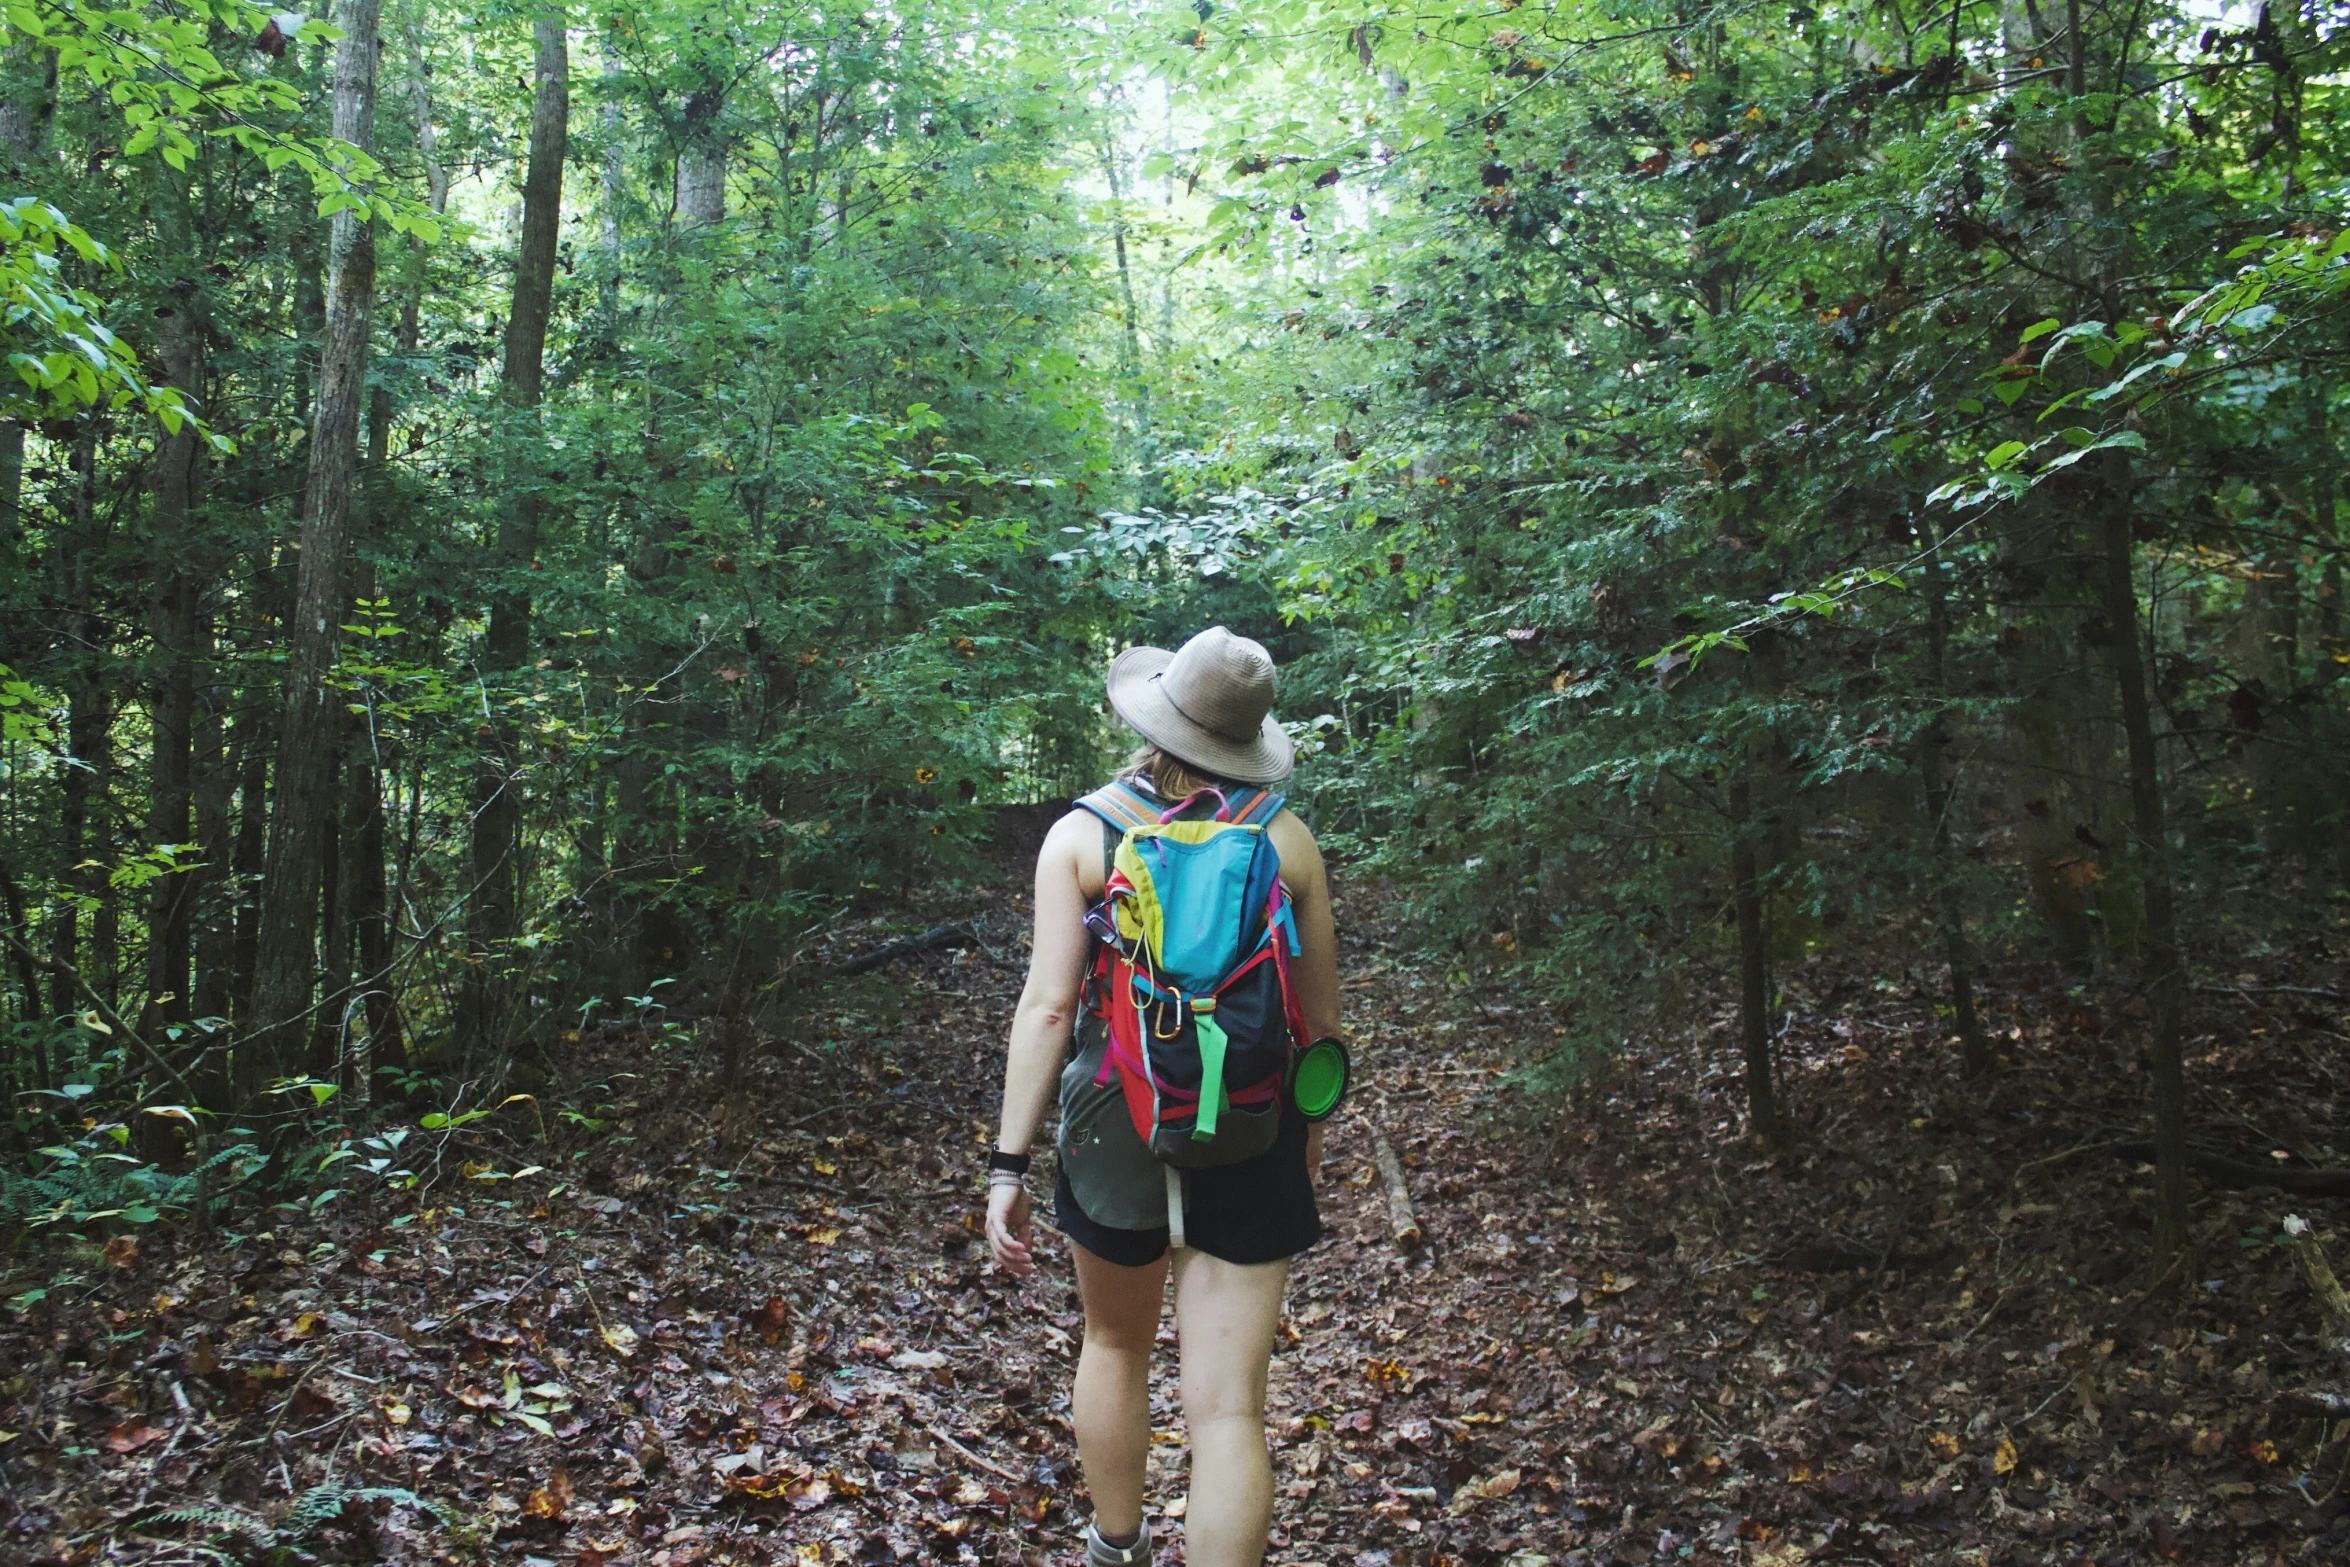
[[1371, 1132, 1423, 1251], [2011, 1137, 2132, 1183], [925, 1423, 1023, 1482], [833, 926, 972, 976]]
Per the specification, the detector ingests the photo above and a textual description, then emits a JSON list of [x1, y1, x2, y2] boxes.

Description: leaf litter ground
[[6, 876, 2350, 1566]]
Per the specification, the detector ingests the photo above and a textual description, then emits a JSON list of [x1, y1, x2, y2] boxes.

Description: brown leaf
[[104, 1419, 169, 1454], [752, 1295, 789, 1345], [288, 1381, 340, 1422], [525, 1463, 575, 1520], [102, 1236, 139, 1269]]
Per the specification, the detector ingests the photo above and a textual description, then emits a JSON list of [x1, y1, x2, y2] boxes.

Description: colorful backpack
[[1076, 779, 1306, 1169]]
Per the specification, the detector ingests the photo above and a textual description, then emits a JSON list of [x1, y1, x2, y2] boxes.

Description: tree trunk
[[49, 424, 108, 1017], [244, 0, 381, 1106], [1729, 770, 1780, 1145], [228, 697, 269, 1020], [191, 676, 234, 1038], [314, 764, 345, 1078], [2098, 454, 2189, 1264], [0, 45, 46, 554], [1922, 531, 1993, 1079], [143, 165, 207, 1036], [345, 707, 402, 1085], [463, 18, 567, 1052], [676, 86, 724, 224]]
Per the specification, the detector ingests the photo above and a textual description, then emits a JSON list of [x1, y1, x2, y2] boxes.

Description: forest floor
[[6, 869, 2350, 1567]]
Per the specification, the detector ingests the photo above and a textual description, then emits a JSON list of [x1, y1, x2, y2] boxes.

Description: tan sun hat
[[1106, 626, 1295, 786]]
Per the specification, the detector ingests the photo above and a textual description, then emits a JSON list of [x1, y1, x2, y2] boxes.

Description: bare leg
[[1172, 1249, 1289, 1567], [1073, 1245, 1169, 1539]]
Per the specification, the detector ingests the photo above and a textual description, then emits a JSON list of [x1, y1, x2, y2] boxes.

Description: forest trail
[[8, 869, 2347, 1566]]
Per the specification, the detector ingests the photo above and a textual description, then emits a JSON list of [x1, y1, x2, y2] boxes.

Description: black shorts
[[1053, 1099, 1322, 1268]]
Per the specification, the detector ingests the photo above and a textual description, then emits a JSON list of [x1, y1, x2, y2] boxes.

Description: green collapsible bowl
[[1292, 1037, 1350, 1122]]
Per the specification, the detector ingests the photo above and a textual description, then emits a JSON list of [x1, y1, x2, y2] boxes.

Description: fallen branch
[[2285, 1216, 2350, 1363], [2193, 982, 2350, 1004], [2112, 1142, 2350, 1197], [831, 926, 970, 977], [2275, 1386, 2350, 1419], [1371, 1132, 1423, 1251], [2012, 1137, 2133, 1183]]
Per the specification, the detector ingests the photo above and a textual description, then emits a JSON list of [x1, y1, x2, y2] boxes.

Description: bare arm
[[985, 810, 1098, 1276]]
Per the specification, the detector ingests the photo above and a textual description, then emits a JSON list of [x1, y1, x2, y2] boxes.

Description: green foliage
[[1, 1134, 264, 1228], [3, 0, 2348, 1177]]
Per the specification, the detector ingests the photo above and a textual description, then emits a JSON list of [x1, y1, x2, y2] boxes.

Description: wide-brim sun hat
[[1106, 625, 1295, 786]]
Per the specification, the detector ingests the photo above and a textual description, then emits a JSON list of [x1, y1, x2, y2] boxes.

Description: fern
[[133, 1486, 443, 1550], [133, 1501, 271, 1545], [284, 1483, 447, 1540]]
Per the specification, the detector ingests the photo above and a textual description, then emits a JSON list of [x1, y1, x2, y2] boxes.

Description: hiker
[[984, 626, 1345, 1567]]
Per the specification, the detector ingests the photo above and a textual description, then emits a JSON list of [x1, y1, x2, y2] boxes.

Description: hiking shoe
[[1086, 1520, 1151, 1567]]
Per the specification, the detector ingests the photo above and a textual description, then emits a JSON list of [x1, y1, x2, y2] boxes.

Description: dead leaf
[[889, 1348, 948, 1371], [1993, 1437, 2018, 1475], [601, 1322, 640, 1358], [524, 1464, 575, 1520], [1632, 1417, 1679, 1458], [103, 1419, 168, 1454], [752, 1295, 789, 1345], [288, 1381, 339, 1422], [1480, 1468, 1523, 1498], [102, 1236, 138, 1268], [1929, 1430, 1961, 1458]]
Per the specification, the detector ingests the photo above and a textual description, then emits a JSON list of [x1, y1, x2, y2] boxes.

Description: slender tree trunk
[[1922, 534, 1993, 1078], [0, 45, 46, 553], [2098, 455, 2189, 1264], [143, 165, 207, 1036], [244, 0, 381, 1105], [676, 84, 724, 224], [346, 704, 402, 1083], [49, 424, 107, 1017], [1, 865, 43, 1033], [1729, 770, 1780, 1145], [1101, 136, 1150, 449], [2316, 377, 2342, 658], [314, 767, 344, 1076], [192, 678, 233, 1028], [228, 697, 269, 1019], [463, 19, 567, 1052]]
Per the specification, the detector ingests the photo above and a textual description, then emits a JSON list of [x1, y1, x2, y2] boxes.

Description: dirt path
[[5, 880, 2347, 1565]]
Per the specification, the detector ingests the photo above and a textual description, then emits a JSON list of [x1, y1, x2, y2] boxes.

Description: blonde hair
[[1124, 743, 1229, 803]]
